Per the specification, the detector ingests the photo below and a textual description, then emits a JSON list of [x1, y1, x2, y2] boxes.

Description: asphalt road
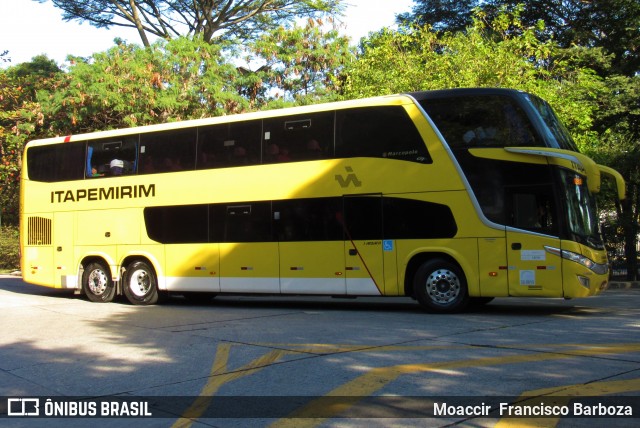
[[1, 275, 639, 427]]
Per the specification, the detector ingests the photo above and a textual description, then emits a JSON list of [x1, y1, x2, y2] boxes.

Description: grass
[[0, 225, 20, 272]]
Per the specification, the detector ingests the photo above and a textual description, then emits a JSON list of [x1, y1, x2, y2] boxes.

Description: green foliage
[[397, 0, 478, 33], [42, 38, 249, 132], [0, 226, 20, 271], [1, 57, 62, 226], [250, 18, 354, 104], [340, 8, 573, 97], [399, 0, 640, 76], [6, 54, 61, 80], [583, 75, 640, 278]]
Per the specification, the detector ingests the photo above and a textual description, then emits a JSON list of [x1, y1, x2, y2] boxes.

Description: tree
[[341, 9, 597, 102], [399, 0, 640, 76], [6, 54, 61, 83], [585, 75, 640, 280], [36, 0, 345, 47], [496, 0, 640, 76], [0, 56, 62, 226], [40, 37, 249, 133], [397, 0, 478, 33], [249, 18, 353, 104]]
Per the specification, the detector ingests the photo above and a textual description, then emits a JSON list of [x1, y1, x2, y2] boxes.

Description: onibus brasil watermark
[[6, 398, 152, 417]]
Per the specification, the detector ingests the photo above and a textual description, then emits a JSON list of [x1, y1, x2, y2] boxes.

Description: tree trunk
[[128, 0, 151, 47]]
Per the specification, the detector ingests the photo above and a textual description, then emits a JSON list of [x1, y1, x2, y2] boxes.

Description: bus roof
[[408, 87, 528, 101]]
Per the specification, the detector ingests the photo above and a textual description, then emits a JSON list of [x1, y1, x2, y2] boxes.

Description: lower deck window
[[144, 196, 457, 244]]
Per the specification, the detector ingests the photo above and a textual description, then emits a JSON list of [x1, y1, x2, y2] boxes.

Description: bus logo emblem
[[335, 167, 362, 188]]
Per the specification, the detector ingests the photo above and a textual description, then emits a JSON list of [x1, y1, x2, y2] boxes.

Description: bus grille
[[28, 216, 52, 245]]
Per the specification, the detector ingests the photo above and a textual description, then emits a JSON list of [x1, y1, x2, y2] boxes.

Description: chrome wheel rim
[[425, 268, 461, 304], [87, 269, 109, 295], [128, 269, 151, 297]]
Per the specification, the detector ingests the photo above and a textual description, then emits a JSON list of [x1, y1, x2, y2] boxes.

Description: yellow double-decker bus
[[20, 88, 625, 312]]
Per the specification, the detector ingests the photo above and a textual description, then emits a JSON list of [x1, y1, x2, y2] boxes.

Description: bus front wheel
[[123, 261, 159, 305], [82, 262, 116, 303], [413, 259, 469, 313]]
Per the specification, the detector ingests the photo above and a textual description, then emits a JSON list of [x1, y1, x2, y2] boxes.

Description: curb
[[607, 281, 640, 290]]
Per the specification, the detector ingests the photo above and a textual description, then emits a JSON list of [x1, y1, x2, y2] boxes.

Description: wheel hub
[[129, 269, 150, 297], [426, 269, 460, 304], [88, 270, 108, 295]]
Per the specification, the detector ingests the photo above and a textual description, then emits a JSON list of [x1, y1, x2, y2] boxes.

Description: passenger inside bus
[[305, 139, 324, 159], [87, 139, 137, 177], [110, 159, 124, 175]]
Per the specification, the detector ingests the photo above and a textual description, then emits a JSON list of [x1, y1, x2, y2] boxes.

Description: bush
[[0, 226, 20, 272]]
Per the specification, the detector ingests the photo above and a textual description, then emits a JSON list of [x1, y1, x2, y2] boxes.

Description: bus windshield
[[559, 169, 603, 249], [414, 89, 581, 152], [526, 94, 579, 152], [417, 94, 540, 148]]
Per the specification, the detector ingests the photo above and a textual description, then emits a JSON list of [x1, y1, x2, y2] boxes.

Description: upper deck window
[[336, 106, 431, 163], [27, 142, 85, 182], [139, 128, 197, 174], [27, 103, 434, 183], [87, 136, 138, 177], [419, 95, 539, 148], [263, 111, 334, 163], [197, 120, 262, 168]]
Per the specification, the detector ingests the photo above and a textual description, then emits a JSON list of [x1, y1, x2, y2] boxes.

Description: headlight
[[544, 246, 608, 275]]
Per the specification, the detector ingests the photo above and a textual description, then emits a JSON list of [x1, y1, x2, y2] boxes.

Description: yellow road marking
[[271, 343, 640, 428], [170, 342, 640, 427], [172, 343, 288, 428]]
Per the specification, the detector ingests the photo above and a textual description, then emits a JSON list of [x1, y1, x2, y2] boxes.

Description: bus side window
[[87, 137, 138, 177], [343, 195, 383, 240], [262, 112, 334, 162], [144, 205, 208, 244], [197, 120, 261, 169], [273, 198, 343, 242], [27, 142, 85, 182], [139, 128, 196, 174], [336, 106, 431, 163], [223, 202, 272, 242]]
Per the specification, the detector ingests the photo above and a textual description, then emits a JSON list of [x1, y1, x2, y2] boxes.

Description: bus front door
[[505, 187, 563, 297], [506, 231, 562, 297]]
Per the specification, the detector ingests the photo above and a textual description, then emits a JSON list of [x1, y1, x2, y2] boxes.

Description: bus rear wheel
[[82, 262, 116, 303], [123, 261, 159, 305], [413, 259, 469, 313]]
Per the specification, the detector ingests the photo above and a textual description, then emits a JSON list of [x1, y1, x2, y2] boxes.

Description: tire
[[413, 258, 469, 313], [82, 261, 116, 303], [123, 261, 159, 305]]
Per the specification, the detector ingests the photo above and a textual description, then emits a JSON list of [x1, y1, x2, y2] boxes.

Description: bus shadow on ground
[[0, 275, 608, 318]]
